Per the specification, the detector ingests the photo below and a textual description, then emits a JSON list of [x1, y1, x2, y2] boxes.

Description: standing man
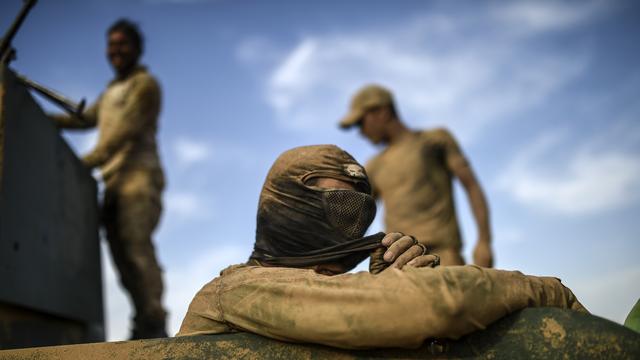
[[339, 84, 493, 267], [51, 19, 167, 339]]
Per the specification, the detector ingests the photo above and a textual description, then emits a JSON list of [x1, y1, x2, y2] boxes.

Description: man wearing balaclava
[[177, 145, 586, 349]]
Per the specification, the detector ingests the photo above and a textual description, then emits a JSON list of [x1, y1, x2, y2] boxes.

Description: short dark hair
[[107, 18, 144, 55]]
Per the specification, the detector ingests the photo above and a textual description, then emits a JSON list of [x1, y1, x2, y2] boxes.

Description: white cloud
[[173, 137, 212, 167], [268, 39, 319, 115], [251, 3, 597, 142], [498, 131, 640, 215], [165, 191, 214, 220], [172, 136, 265, 172], [491, 0, 607, 34]]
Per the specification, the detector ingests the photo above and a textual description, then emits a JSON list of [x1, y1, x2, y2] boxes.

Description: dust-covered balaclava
[[249, 145, 384, 270]]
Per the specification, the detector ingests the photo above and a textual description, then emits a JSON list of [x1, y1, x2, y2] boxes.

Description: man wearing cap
[[50, 19, 167, 339], [339, 84, 492, 267], [177, 145, 585, 349]]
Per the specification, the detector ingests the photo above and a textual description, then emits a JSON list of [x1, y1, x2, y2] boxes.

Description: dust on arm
[[441, 129, 493, 267], [82, 76, 160, 168], [50, 99, 99, 129], [217, 266, 585, 349]]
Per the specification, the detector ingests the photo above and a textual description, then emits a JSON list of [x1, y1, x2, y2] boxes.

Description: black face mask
[[321, 189, 376, 240], [249, 145, 384, 270]]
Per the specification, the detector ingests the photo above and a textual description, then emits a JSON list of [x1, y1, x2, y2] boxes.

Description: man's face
[[107, 31, 139, 75], [359, 108, 388, 144], [307, 177, 368, 193]]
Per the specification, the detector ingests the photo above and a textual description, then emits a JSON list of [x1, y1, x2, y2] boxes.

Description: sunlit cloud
[[498, 131, 640, 215], [491, 0, 608, 34], [252, 2, 599, 143], [165, 191, 214, 220], [173, 137, 212, 167]]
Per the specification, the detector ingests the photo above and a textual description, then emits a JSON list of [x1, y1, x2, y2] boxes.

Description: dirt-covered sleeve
[[50, 98, 100, 129], [192, 265, 585, 349], [176, 276, 233, 337], [82, 75, 160, 168]]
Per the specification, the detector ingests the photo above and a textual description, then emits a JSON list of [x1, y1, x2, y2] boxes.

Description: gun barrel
[[0, 0, 38, 59], [17, 74, 86, 116]]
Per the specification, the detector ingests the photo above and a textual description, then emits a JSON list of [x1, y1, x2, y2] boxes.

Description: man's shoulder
[[106, 67, 160, 94], [420, 127, 457, 141], [133, 67, 160, 87], [220, 264, 319, 282], [365, 152, 381, 168]]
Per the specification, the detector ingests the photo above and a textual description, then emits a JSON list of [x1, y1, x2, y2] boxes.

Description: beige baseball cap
[[339, 84, 394, 129]]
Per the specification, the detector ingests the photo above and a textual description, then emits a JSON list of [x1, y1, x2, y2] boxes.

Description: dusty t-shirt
[[366, 128, 467, 249]]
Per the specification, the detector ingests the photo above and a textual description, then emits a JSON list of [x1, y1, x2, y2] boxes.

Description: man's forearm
[[468, 182, 491, 242], [50, 113, 91, 129], [428, 266, 586, 339], [214, 266, 585, 349]]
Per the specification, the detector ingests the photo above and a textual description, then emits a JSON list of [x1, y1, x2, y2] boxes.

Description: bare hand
[[81, 152, 99, 169], [473, 240, 493, 267], [381, 232, 439, 271]]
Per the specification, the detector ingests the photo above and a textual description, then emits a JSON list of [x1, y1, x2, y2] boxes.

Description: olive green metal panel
[[1, 308, 638, 359], [0, 65, 103, 348], [624, 298, 640, 333]]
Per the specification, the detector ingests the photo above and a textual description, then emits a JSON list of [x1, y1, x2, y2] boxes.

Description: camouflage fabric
[[51, 65, 167, 334], [178, 264, 586, 349], [366, 129, 468, 265]]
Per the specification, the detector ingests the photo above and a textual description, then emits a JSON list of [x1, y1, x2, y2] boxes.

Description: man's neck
[[115, 64, 139, 80], [385, 119, 411, 145]]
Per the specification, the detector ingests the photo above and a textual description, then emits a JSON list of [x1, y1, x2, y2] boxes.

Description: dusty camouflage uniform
[[366, 129, 468, 266], [177, 264, 585, 349], [52, 65, 166, 334]]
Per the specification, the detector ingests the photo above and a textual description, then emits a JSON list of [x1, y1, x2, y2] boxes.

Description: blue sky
[[2, 0, 639, 340]]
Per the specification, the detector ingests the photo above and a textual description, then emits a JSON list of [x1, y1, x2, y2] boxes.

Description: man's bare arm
[[450, 161, 493, 267], [50, 100, 99, 129]]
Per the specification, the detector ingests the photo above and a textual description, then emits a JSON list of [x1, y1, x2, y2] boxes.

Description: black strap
[[252, 232, 386, 267]]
